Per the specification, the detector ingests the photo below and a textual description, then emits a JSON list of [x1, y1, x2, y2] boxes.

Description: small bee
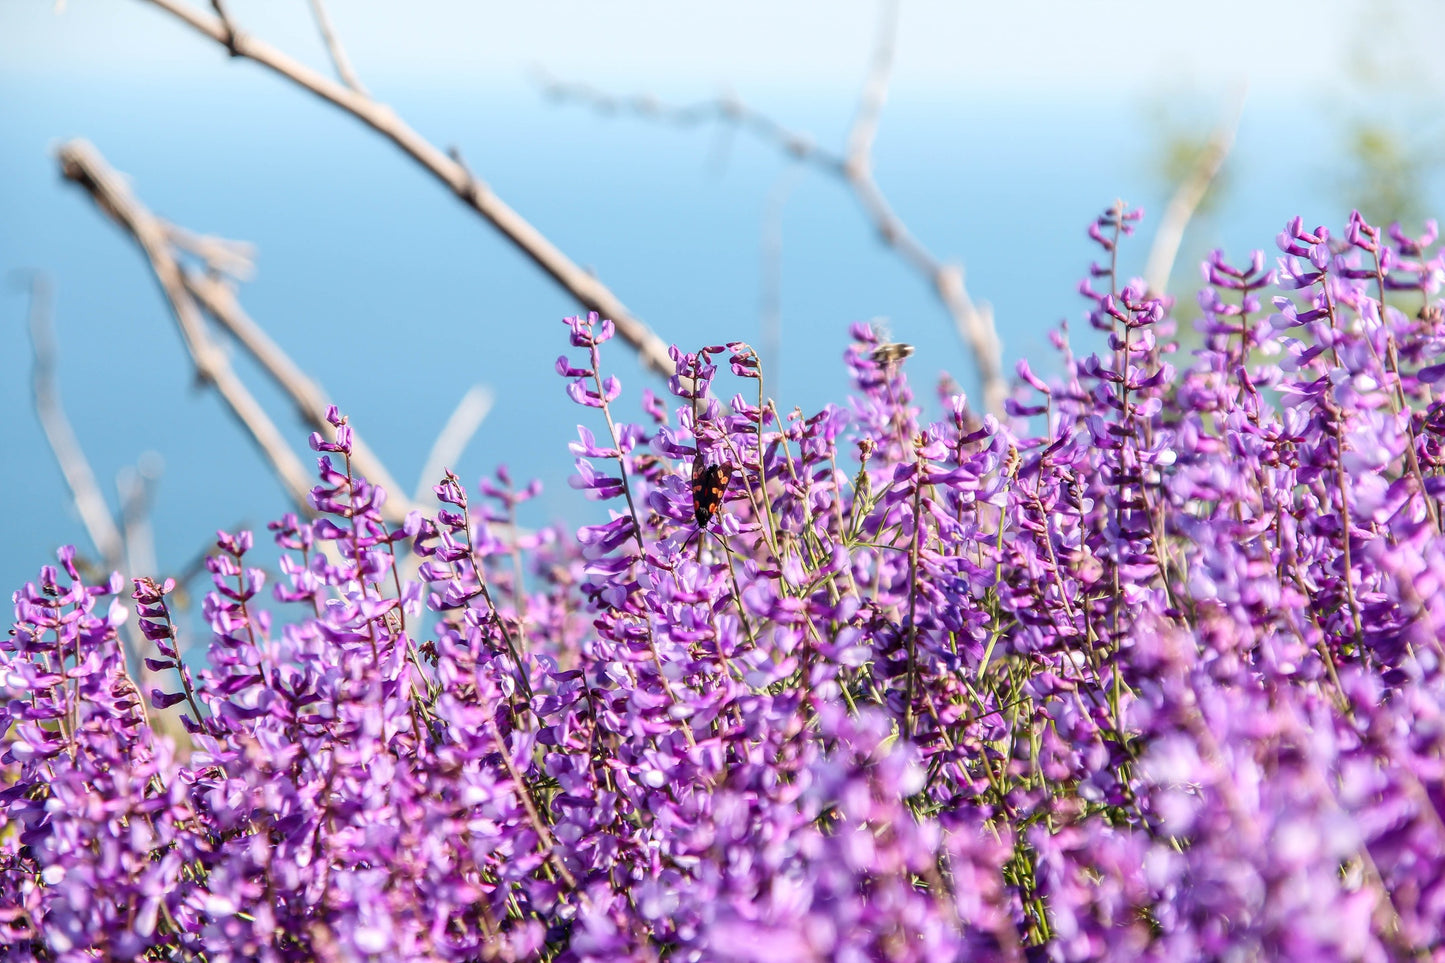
[[868, 318, 914, 366], [870, 342, 915, 365]]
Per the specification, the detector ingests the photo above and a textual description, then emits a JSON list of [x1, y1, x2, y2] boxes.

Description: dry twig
[[178, 271, 414, 519], [1143, 90, 1247, 298], [59, 140, 424, 525], [16, 270, 125, 568], [538, 0, 1008, 414], [208, 0, 237, 54], [15, 269, 162, 681], [307, 0, 367, 95], [59, 139, 317, 514], [163, 223, 255, 280], [414, 385, 495, 505], [131, 0, 678, 382]]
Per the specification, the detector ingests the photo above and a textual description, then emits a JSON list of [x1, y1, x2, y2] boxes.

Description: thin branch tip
[[308, 0, 368, 95]]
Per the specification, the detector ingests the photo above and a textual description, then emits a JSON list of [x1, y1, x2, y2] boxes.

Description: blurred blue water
[[0, 71, 1427, 599]]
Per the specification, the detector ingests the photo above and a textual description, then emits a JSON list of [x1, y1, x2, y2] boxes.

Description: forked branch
[[539, 0, 1008, 414], [60, 139, 319, 516], [307, 0, 367, 95], [178, 271, 413, 516], [59, 139, 426, 525], [132, 0, 679, 382]]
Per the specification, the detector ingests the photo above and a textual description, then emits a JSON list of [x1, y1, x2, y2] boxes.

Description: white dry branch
[[163, 223, 256, 281], [131, 0, 679, 383], [58, 139, 430, 526], [415, 385, 496, 507], [177, 272, 414, 517], [538, 0, 1008, 415], [307, 0, 367, 96], [18, 271, 126, 570], [60, 140, 318, 517]]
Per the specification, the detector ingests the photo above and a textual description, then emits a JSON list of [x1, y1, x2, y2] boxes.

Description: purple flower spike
[[8, 208, 1445, 961]]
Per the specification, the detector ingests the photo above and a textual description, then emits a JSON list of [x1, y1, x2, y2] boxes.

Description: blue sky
[[9, 1, 1444, 95], [2, 0, 1444, 599]]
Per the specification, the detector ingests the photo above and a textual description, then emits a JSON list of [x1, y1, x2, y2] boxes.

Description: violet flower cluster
[[5, 206, 1445, 961]]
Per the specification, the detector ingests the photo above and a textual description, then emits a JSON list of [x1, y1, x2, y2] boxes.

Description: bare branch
[[16, 271, 168, 681], [59, 139, 316, 514], [414, 385, 495, 505], [16, 270, 126, 568], [535, 71, 844, 174], [163, 222, 255, 280], [1144, 89, 1247, 298], [209, 0, 237, 55], [180, 271, 415, 520], [307, 0, 367, 95], [132, 0, 678, 382], [59, 141, 420, 524], [537, 1, 1007, 414]]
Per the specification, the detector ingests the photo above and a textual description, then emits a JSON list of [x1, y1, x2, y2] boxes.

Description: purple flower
[[7, 206, 1445, 960]]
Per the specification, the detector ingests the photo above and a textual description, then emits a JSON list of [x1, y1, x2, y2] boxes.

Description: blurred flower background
[[2, 0, 1443, 594]]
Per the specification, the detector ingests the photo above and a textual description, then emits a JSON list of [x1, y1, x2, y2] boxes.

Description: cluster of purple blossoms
[[4, 206, 1445, 960]]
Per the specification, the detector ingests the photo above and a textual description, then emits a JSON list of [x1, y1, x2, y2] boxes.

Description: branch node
[[308, 0, 368, 95], [210, 0, 239, 56], [448, 145, 481, 204]]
